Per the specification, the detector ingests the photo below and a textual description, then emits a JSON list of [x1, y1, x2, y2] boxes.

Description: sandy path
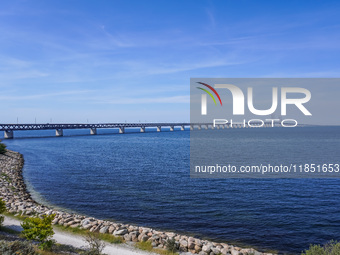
[[3, 216, 158, 255]]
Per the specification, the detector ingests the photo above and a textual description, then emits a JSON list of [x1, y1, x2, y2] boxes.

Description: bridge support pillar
[[156, 126, 161, 132], [119, 127, 125, 134], [190, 125, 194, 131], [170, 126, 174, 131], [56, 129, 63, 137], [180, 125, 185, 131], [197, 125, 201, 130], [90, 128, 97, 135], [140, 127, 145, 133], [4, 130, 13, 139]]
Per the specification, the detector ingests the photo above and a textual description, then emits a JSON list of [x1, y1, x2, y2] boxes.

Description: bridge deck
[[0, 122, 271, 139], [0, 123, 191, 131]]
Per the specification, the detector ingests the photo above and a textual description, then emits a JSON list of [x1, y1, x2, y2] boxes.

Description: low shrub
[[302, 240, 340, 255], [0, 240, 37, 255], [21, 214, 56, 251], [165, 237, 178, 253], [83, 232, 106, 255], [0, 140, 6, 154], [0, 198, 6, 228]]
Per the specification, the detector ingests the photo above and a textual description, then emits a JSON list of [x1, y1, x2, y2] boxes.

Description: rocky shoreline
[[0, 150, 275, 255]]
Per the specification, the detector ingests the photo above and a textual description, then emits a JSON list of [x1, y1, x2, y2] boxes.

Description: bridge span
[[0, 122, 269, 139]]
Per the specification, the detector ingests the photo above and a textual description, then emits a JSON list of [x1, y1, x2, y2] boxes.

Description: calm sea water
[[2, 127, 340, 254]]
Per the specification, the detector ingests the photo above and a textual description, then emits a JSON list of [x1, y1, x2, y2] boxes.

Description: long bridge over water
[[0, 121, 272, 139]]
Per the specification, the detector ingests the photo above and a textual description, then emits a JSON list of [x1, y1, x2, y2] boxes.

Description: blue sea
[[2, 126, 340, 254]]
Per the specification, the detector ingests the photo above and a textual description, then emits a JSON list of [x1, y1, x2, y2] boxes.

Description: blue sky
[[1, 0, 340, 123]]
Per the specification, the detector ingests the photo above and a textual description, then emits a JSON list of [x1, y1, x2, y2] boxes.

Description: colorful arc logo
[[196, 82, 223, 115], [196, 82, 222, 106]]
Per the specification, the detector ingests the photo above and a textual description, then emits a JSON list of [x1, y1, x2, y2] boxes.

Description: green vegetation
[[83, 232, 106, 255], [136, 240, 153, 251], [302, 240, 340, 255], [0, 239, 92, 255], [21, 214, 56, 251], [165, 237, 178, 253], [136, 241, 178, 255], [4, 211, 27, 220], [154, 248, 179, 255], [55, 224, 124, 244], [0, 140, 6, 154], [3, 212, 178, 255], [0, 240, 37, 255], [1, 172, 11, 183], [0, 198, 6, 228]]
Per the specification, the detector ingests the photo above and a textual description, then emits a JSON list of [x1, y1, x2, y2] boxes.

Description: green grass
[[55, 224, 124, 244], [136, 241, 178, 255], [36, 250, 60, 255], [100, 232, 124, 244], [0, 172, 12, 183], [136, 240, 153, 251], [54, 224, 86, 234], [153, 249, 179, 255], [4, 211, 28, 220]]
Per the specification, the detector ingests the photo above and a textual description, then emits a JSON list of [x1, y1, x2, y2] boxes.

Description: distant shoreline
[[0, 149, 275, 255]]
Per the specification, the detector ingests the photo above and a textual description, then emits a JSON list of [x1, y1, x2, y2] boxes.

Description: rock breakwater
[[0, 150, 275, 255]]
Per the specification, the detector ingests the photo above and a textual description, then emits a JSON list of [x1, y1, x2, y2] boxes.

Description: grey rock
[[114, 229, 128, 236], [180, 239, 188, 248], [99, 226, 108, 234], [124, 233, 131, 241], [202, 244, 212, 253], [211, 247, 221, 254], [221, 248, 229, 255], [231, 250, 241, 255], [83, 224, 92, 230]]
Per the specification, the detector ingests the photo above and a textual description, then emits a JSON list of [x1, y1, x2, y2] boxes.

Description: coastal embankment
[[0, 150, 275, 255]]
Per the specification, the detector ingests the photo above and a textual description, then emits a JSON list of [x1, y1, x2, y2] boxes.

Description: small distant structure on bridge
[[0, 121, 271, 139]]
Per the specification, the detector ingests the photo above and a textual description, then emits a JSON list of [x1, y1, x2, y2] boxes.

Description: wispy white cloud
[[99, 25, 135, 48], [262, 70, 340, 78], [91, 95, 189, 104], [206, 9, 216, 30], [0, 90, 92, 100]]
